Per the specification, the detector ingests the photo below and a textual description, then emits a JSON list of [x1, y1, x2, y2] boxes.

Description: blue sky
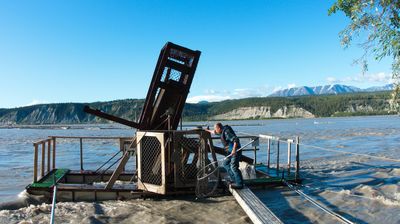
[[0, 1, 393, 108]]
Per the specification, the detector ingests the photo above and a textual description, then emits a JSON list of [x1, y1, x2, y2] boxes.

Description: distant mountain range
[[269, 84, 394, 97]]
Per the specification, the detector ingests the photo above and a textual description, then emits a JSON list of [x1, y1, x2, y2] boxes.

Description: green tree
[[329, 0, 400, 112]]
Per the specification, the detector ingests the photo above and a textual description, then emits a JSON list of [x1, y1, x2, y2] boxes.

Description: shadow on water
[[254, 183, 368, 224], [287, 161, 400, 224], [253, 188, 312, 223], [303, 161, 400, 189], [310, 193, 367, 224], [350, 161, 399, 170], [93, 202, 105, 215], [89, 202, 111, 224]]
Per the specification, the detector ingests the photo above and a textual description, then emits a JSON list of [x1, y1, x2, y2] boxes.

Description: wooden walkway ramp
[[229, 186, 283, 224]]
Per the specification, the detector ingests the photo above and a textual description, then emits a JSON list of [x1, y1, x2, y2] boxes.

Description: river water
[[0, 116, 399, 223]]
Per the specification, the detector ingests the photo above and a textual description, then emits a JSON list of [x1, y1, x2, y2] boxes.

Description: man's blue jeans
[[223, 151, 243, 186]]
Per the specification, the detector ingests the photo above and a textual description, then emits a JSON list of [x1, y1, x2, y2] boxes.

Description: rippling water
[[0, 116, 399, 223]]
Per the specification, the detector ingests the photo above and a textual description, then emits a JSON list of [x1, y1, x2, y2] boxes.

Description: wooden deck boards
[[29, 169, 69, 188]]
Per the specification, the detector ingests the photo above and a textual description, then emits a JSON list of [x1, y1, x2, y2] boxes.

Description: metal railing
[[32, 136, 133, 182], [211, 134, 300, 181], [258, 134, 300, 180], [33, 138, 55, 182], [32, 134, 301, 183]]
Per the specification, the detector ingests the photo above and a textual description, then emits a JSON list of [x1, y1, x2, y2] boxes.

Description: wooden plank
[[33, 139, 50, 145], [160, 133, 166, 194], [83, 106, 140, 128], [58, 183, 136, 191], [267, 138, 271, 168], [33, 144, 38, 182], [229, 186, 283, 224], [165, 59, 191, 74], [276, 140, 280, 175], [287, 140, 291, 175], [47, 140, 51, 173], [295, 136, 300, 181], [207, 145, 254, 164], [29, 169, 70, 188], [49, 136, 131, 140], [52, 137, 56, 169], [80, 138, 83, 171], [105, 151, 131, 189], [41, 142, 45, 177]]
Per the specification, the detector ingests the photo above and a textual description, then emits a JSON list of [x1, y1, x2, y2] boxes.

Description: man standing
[[207, 122, 243, 189]]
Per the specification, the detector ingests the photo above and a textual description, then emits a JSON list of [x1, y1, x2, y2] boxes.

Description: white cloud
[[232, 88, 264, 98], [287, 83, 296, 89], [188, 83, 303, 103], [272, 86, 283, 93], [24, 99, 49, 107], [326, 72, 393, 85], [326, 77, 337, 83], [204, 89, 217, 94], [186, 95, 231, 103], [366, 72, 392, 83], [187, 86, 271, 103]]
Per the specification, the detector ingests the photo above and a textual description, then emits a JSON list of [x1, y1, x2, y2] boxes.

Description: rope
[[196, 138, 259, 198], [298, 142, 400, 163], [236, 131, 395, 222], [289, 181, 385, 201], [94, 150, 123, 174], [195, 138, 258, 198], [91, 131, 149, 186], [91, 156, 123, 183], [237, 131, 400, 163], [283, 179, 354, 224], [197, 138, 258, 181]]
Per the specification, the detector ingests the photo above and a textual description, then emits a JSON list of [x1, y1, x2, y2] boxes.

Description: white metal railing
[[212, 134, 301, 181]]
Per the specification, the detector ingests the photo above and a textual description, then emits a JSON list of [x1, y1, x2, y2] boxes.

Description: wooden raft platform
[[229, 186, 283, 224]]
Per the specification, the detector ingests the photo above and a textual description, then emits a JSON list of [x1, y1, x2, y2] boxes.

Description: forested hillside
[[0, 91, 394, 125]]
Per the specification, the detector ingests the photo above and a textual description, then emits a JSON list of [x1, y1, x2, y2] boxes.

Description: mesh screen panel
[[140, 136, 162, 185], [169, 69, 182, 82], [173, 134, 209, 187], [161, 67, 182, 82]]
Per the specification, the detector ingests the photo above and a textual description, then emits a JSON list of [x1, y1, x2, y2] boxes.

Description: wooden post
[[287, 140, 292, 175], [276, 139, 280, 175], [167, 114, 171, 131], [47, 139, 51, 173], [105, 151, 132, 190], [119, 138, 125, 151], [80, 138, 83, 171], [52, 137, 56, 169], [295, 136, 300, 181], [253, 145, 257, 165], [267, 138, 270, 169], [119, 138, 126, 172], [33, 143, 38, 182], [41, 142, 45, 177]]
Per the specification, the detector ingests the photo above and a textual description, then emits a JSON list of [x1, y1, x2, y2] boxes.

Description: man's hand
[[205, 129, 215, 135]]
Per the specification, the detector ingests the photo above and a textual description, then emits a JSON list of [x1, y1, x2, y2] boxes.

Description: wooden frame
[[136, 131, 167, 194]]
